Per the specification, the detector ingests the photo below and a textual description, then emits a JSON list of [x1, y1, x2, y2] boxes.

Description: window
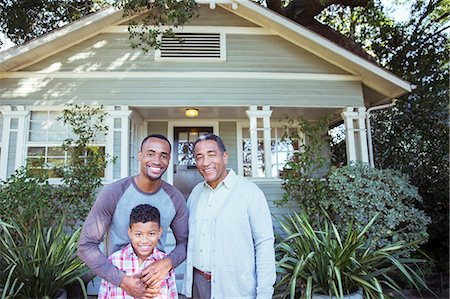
[[242, 127, 295, 178], [155, 33, 225, 61], [26, 111, 106, 178]]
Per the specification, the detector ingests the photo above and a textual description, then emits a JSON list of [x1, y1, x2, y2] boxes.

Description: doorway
[[173, 127, 213, 199]]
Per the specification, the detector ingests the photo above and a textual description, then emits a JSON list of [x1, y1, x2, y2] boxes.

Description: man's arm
[[249, 185, 276, 299], [77, 186, 125, 286], [163, 184, 189, 268], [141, 186, 189, 286]]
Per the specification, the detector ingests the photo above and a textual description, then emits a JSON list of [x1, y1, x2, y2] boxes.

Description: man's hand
[[140, 258, 173, 287], [120, 274, 155, 298]]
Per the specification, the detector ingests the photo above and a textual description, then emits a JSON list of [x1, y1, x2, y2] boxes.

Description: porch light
[[185, 108, 199, 118]]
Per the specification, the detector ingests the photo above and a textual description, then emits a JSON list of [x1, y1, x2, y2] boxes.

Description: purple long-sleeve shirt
[[77, 177, 188, 286]]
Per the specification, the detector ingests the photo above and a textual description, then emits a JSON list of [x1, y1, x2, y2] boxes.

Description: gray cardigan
[[182, 172, 276, 298]]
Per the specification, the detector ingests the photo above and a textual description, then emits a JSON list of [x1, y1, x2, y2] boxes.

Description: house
[[0, 0, 411, 292]]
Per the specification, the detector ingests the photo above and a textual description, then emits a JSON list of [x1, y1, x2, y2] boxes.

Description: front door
[[173, 127, 213, 199]]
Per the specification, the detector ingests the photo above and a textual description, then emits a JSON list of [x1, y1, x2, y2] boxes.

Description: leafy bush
[[275, 210, 432, 299], [0, 167, 57, 228], [0, 105, 111, 227], [0, 210, 88, 299], [57, 104, 112, 226], [276, 115, 332, 212], [277, 116, 431, 252], [324, 164, 431, 249]]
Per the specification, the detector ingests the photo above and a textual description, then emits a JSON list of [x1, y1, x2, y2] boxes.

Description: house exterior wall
[[219, 121, 238, 172], [122, 5, 259, 27], [0, 77, 363, 107], [20, 34, 346, 74]]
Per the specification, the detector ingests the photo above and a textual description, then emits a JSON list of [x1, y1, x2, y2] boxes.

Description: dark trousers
[[192, 269, 211, 299]]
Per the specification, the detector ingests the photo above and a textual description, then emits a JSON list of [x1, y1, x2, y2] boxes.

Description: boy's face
[[128, 221, 162, 261]]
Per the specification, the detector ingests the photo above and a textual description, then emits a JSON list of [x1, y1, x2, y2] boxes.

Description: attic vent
[[156, 33, 225, 61]]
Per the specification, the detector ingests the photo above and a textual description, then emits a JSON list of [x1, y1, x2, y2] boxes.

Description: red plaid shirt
[[98, 244, 178, 299]]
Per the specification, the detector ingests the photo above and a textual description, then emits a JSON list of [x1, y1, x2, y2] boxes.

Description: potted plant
[[274, 210, 432, 299], [0, 210, 88, 299]]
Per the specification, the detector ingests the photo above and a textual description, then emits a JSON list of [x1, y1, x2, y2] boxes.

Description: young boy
[[98, 204, 178, 299]]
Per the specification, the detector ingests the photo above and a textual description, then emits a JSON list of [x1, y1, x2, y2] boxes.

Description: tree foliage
[[320, 0, 449, 269], [0, 0, 108, 47]]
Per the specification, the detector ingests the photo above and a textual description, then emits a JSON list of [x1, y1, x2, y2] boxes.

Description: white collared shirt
[[192, 169, 237, 272]]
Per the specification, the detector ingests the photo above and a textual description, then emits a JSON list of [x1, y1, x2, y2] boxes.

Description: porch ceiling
[[132, 106, 342, 120]]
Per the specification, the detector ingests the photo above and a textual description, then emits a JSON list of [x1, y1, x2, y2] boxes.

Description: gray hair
[[194, 133, 227, 153]]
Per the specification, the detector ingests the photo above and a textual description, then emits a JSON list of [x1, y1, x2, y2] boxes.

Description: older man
[[182, 133, 276, 299]]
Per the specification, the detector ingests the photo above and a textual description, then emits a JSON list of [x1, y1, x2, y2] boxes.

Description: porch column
[[340, 107, 369, 164], [245, 106, 273, 177], [106, 106, 132, 181], [0, 106, 29, 180]]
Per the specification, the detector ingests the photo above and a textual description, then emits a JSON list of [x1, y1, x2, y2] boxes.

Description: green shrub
[[0, 167, 58, 228], [324, 164, 431, 249], [276, 115, 332, 211], [0, 105, 111, 227], [275, 210, 432, 299], [0, 210, 88, 299]]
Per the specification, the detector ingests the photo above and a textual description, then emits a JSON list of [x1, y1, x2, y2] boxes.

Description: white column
[[247, 107, 259, 177], [262, 106, 272, 177], [245, 105, 272, 178], [0, 106, 29, 179], [108, 106, 132, 180], [340, 107, 369, 164], [341, 107, 357, 163], [356, 107, 369, 163]]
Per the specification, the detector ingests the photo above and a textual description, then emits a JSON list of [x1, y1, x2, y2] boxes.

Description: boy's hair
[[140, 134, 172, 152], [194, 133, 227, 153], [129, 204, 161, 227]]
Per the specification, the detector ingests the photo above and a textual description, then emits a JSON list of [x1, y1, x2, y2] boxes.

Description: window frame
[[25, 109, 107, 182], [237, 121, 304, 179]]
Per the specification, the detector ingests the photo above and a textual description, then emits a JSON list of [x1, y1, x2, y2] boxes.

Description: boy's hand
[[120, 274, 148, 298], [140, 258, 173, 286]]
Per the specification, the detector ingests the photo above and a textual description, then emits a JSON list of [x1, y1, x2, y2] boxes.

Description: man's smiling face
[[138, 137, 171, 181]]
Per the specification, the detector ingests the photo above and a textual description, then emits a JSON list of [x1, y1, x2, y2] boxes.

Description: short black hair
[[129, 204, 161, 227], [140, 134, 172, 152], [194, 133, 227, 153]]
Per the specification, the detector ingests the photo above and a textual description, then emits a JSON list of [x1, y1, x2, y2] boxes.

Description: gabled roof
[[0, 0, 411, 105]]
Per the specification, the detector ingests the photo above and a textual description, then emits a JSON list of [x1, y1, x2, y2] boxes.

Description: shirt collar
[[203, 168, 237, 190]]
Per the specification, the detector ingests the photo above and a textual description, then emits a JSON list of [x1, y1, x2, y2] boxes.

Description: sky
[[0, 1, 412, 53]]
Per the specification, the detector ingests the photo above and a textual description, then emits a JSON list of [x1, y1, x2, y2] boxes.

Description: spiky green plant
[[275, 211, 432, 299], [0, 210, 88, 299]]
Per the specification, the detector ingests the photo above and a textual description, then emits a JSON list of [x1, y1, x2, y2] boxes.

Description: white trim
[[236, 121, 244, 177], [102, 26, 273, 35], [109, 109, 132, 179], [1, 71, 361, 81], [105, 115, 115, 181], [15, 111, 29, 169], [262, 107, 273, 178], [220, 33, 227, 62], [0, 117, 11, 180], [121, 116, 130, 178], [341, 107, 357, 163], [356, 107, 369, 163], [167, 120, 219, 184]]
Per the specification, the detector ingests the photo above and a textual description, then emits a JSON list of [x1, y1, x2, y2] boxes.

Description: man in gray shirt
[[78, 134, 188, 298]]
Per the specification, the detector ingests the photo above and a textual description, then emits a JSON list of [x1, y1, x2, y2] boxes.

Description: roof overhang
[[0, 0, 411, 106], [0, 7, 125, 72], [221, 1, 412, 105]]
